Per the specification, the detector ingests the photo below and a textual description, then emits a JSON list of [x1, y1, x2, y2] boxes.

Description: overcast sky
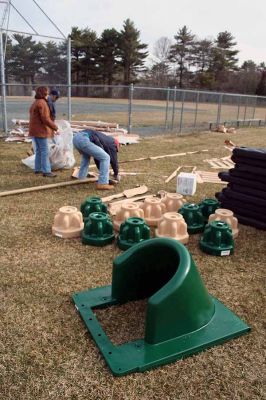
[[2, 0, 266, 65]]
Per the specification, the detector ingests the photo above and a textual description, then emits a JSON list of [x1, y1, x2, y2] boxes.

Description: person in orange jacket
[[29, 86, 58, 177]]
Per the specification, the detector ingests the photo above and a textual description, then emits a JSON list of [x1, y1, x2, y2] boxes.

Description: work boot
[[109, 179, 118, 185], [43, 172, 57, 178], [96, 183, 114, 190]]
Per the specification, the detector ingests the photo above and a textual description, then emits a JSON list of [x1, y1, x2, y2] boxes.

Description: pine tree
[[256, 70, 266, 96], [8, 34, 44, 94], [96, 28, 120, 86], [168, 26, 195, 88], [118, 19, 148, 85], [42, 41, 66, 83], [210, 31, 239, 85], [70, 27, 98, 95]]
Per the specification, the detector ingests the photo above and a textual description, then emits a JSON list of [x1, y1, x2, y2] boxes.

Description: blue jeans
[[73, 132, 110, 184], [32, 137, 51, 173]]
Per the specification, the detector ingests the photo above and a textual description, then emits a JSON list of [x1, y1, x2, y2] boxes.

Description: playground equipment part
[[198, 198, 220, 223], [52, 206, 84, 238], [117, 217, 150, 250], [113, 203, 144, 231], [140, 198, 167, 226], [80, 196, 108, 222], [208, 208, 239, 238], [155, 212, 189, 244], [73, 238, 250, 376], [161, 192, 187, 212], [178, 203, 205, 233], [82, 212, 115, 246], [200, 221, 234, 256]]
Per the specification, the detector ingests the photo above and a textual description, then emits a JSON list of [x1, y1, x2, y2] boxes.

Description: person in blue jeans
[[29, 86, 58, 177], [73, 130, 114, 190]]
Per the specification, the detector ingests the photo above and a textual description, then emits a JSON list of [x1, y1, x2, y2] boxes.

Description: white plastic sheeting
[[22, 120, 75, 170]]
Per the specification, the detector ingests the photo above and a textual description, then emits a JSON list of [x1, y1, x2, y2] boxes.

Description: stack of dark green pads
[[216, 146, 266, 230]]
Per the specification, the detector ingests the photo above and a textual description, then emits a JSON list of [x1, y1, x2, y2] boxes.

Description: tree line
[[3, 19, 266, 96]]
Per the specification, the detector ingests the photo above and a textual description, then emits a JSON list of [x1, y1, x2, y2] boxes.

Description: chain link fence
[[1, 83, 266, 136]]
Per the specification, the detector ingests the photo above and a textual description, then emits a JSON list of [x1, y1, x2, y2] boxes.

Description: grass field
[[0, 128, 266, 399]]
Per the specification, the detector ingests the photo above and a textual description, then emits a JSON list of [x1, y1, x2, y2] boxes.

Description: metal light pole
[[0, 31, 8, 134]]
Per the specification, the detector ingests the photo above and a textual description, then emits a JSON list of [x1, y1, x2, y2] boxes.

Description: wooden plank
[[196, 170, 227, 184], [0, 177, 97, 197], [165, 166, 182, 183], [119, 149, 209, 164], [109, 194, 154, 206], [150, 153, 186, 160], [101, 185, 148, 203], [108, 195, 154, 216]]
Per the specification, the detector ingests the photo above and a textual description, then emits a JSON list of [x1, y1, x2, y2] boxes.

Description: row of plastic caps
[[52, 195, 238, 255]]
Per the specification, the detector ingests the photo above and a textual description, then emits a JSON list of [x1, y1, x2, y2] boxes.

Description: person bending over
[[89, 130, 120, 182], [73, 130, 114, 190], [29, 86, 58, 177]]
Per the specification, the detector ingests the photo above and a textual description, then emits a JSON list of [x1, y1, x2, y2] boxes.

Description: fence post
[[216, 93, 223, 126], [171, 86, 177, 130], [179, 90, 185, 133], [252, 96, 257, 120], [236, 95, 241, 121], [193, 91, 199, 129], [243, 96, 248, 123], [0, 31, 8, 134], [67, 35, 71, 122], [164, 87, 170, 130], [128, 83, 134, 133]]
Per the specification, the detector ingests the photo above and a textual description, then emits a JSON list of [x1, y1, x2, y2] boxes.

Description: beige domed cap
[[161, 192, 187, 212], [155, 212, 189, 244], [140, 197, 167, 227], [52, 206, 84, 238], [113, 202, 144, 231], [208, 208, 239, 238]]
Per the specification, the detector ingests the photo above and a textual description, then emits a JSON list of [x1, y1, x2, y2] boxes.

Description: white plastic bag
[[22, 154, 35, 169], [21, 120, 75, 170]]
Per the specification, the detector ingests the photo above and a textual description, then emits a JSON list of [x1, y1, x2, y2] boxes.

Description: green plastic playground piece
[[198, 198, 220, 223], [200, 220, 234, 256], [82, 212, 115, 246], [178, 203, 205, 233], [73, 238, 249, 376], [80, 196, 107, 221], [117, 217, 150, 250]]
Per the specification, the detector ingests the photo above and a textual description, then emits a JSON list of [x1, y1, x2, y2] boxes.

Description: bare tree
[[154, 37, 172, 63]]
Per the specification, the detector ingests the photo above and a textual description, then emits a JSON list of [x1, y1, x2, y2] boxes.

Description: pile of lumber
[[217, 147, 266, 230], [5, 119, 31, 142], [70, 120, 139, 144], [7, 119, 140, 145], [215, 124, 236, 134]]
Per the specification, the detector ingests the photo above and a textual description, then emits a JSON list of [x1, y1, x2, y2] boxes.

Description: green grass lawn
[[0, 127, 265, 400]]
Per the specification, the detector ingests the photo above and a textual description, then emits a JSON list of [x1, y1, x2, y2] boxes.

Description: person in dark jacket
[[88, 130, 120, 181], [47, 89, 60, 120]]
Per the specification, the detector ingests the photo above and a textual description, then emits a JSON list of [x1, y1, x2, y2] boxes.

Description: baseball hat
[[50, 89, 60, 98]]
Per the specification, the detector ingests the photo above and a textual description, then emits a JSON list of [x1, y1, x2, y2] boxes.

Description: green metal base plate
[[73, 286, 250, 376]]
